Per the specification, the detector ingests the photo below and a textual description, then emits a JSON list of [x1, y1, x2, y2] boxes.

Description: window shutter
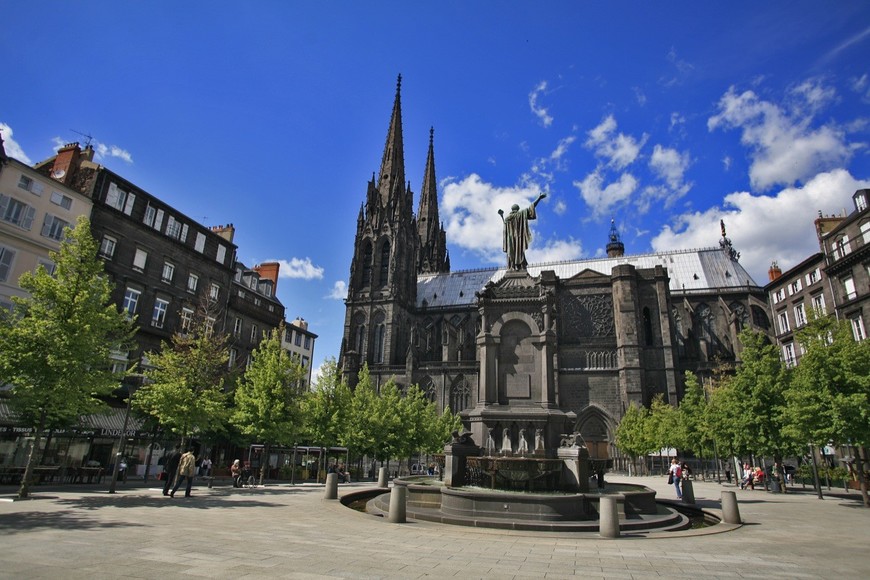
[[41, 214, 53, 237], [0, 247, 15, 281], [123, 192, 136, 215], [155, 209, 164, 230], [0, 194, 8, 217], [180, 224, 188, 242], [22, 206, 36, 230]]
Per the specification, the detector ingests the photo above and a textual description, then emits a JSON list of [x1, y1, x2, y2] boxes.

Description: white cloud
[[553, 199, 567, 215], [272, 257, 324, 280], [441, 173, 548, 264], [529, 81, 553, 128], [650, 169, 870, 283], [649, 145, 691, 190], [707, 84, 855, 190], [527, 237, 583, 265], [51, 135, 134, 164], [326, 280, 347, 300], [633, 87, 647, 107], [0, 123, 32, 165], [585, 115, 647, 170], [573, 168, 638, 218]]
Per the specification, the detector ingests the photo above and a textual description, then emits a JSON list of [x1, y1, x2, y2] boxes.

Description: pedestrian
[[200, 457, 212, 476], [231, 459, 242, 488], [725, 466, 732, 484], [169, 447, 196, 498], [162, 445, 182, 496], [669, 458, 683, 500]]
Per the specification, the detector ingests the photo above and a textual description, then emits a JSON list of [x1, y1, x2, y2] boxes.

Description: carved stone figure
[[498, 193, 546, 270], [501, 427, 512, 454], [534, 428, 545, 452], [517, 428, 529, 455]]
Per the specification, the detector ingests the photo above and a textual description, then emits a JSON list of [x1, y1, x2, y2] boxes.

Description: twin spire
[[375, 75, 449, 274]]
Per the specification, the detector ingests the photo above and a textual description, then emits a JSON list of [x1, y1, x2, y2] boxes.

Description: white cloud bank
[[651, 169, 870, 283], [326, 280, 347, 300], [0, 123, 32, 165], [529, 81, 554, 128], [272, 257, 324, 280], [440, 173, 582, 265]]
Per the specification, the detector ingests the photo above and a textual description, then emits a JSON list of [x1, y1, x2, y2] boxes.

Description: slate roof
[[416, 247, 760, 309]]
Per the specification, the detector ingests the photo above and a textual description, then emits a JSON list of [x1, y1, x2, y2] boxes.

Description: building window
[[41, 215, 69, 241], [161, 262, 175, 283], [216, 244, 227, 264], [228, 348, 238, 369], [99, 235, 117, 259], [295, 332, 302, 346], [132, 248, 148, 272], [106, 183, 135, 214], [782, 343, 796, 368], [302, 355, 309, 368], [37, 258, 56, 276], [205, 316, 215, 336], [774, 289, 784, 303], [233, 317, 242, 337], [355, 324, 366, 354], [843, 276, 857, 301], [0, 194, 36, 230], [850, 315, 866, 342], [122, 288, 141, 317], [0, 245, 17, 282], [378, 241, 390, 287], [187, 273, 199, 293], [777, 311, 790, 334], [811, 293, 826, 314], [789, 279, 801, 295], [180, 307, 194, 332], [151, 298, 169, 328], [144, 203, 164, 231], [250, 324, 259, 343], [807, 268, 820, 285], [165, 216, 188, 241], [49, 191, 73, 210], [374, 324, 386, 363], [209, 283, 220, 301], [834, 236, 850, 259], [18, 174, 44, 195], [861, 221, 870, 245], [304, 336, 311, 350], [193, 232, 205, 253], [794, 303, 806, 327]]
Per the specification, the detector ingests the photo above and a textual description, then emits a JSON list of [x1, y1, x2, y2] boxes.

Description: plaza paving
[[0, 475, 867, 579]]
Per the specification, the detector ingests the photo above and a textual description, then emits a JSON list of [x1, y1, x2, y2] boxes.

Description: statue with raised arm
[[498, 192, 547, 270]]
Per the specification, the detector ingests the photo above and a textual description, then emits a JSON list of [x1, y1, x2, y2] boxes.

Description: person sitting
[[231, 459, 242, 488], [337, 463, 349, 483]]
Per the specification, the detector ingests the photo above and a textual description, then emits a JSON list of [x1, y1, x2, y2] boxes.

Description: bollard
[[377, 466, 388, 488], [721, 490, 741, 524], [598, 495, 620, 538], [681, 478, 695, 504], [324, 473, 338, 500], [388, 485, 407, 523]]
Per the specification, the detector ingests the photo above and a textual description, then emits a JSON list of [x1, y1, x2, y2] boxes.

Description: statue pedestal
[[557, 445, 590, 492], [443, 443, 481, 488]]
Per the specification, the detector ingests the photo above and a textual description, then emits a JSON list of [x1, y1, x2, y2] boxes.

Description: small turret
[[606, 219, 624, 257]]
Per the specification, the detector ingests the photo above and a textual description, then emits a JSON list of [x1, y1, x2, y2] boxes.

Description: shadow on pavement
[[0, 510, 146, 533], [54, 493, 283, 511]]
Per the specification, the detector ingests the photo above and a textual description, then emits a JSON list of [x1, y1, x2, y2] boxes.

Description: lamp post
[[108, 390, 133, 494]]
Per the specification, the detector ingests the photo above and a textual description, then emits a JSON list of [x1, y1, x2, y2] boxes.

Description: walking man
[[170, 447, 196, 498], [162, 445, 182, 496]]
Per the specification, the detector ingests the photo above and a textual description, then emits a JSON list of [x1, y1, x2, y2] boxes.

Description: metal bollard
[[388, 485, 407, 523], [598, 495, 620, 538], [324, 473, 338, 500], [721, 490, 741, 524]]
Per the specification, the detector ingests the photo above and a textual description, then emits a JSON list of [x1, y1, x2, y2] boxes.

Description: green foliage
[[0, 216, 135, 497], [615, 402, 654, 458], [785, 312, 870, 447], [133, 306, 229, 443], [675, 371, 714, 457], [301, 357, 352, 449], [0, 216, 135, 428], [646, 393, 678, 452], [231, 324, 306, 446]]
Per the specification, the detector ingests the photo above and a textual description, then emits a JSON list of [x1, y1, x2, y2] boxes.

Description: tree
[[615, 402, 655, 475], [674, 371, 717, 476], [133, 303, 229, 446], [302, 358, 352, 451], [0, 216, 135, 498], [786, 312, 870, 506], [231, 324, 306, 483], [645, 394, 678, 473]]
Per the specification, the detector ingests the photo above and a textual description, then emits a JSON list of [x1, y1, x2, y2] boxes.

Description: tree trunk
[[18, 411, 47, 499], [259, 442, 271, 485], [856, 446, 869, 509], [809, 444, 823, 500]]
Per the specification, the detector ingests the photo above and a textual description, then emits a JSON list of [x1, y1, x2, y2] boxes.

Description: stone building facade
[[339, 79, 771, 460]]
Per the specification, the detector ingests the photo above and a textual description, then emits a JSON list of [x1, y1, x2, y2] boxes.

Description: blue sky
[[3, 2, 869, 378]]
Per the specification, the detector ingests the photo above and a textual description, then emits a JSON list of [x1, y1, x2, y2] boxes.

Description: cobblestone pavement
[[1, 475, 867, 579]]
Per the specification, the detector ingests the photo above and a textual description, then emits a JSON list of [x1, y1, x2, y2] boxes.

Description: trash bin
[[769, 478, 781, 492]]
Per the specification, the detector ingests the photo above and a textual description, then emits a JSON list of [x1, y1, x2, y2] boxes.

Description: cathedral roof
[[416, 246, 760, 309]]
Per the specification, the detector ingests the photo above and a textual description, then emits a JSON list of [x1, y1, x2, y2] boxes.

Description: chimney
[[51, 142, 82, 185], [210, 223, 236, 243], [814, 213, 845, 249], [253, 261, 280, 292], [291, 317, 308, 331], [768, 261, 782, 282]]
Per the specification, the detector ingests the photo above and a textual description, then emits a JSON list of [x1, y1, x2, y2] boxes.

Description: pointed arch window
[[450, 376, 471, 412], [697, 304, 714, 342], [361, 242, 373, 287], [374, 323, 386, 363], [378, 240, 390, 287]]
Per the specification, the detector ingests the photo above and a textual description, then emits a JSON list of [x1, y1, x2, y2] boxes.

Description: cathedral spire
[[377, 74, 406, 206], [417, 127, 449, 273], [606, 218, 624, 257]]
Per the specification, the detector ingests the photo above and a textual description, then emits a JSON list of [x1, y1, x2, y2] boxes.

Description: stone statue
[[501, 427, 512, 455], [534, 428, 545, 453], [498, 192, 547, 270], [517, 429, 529, 455]]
